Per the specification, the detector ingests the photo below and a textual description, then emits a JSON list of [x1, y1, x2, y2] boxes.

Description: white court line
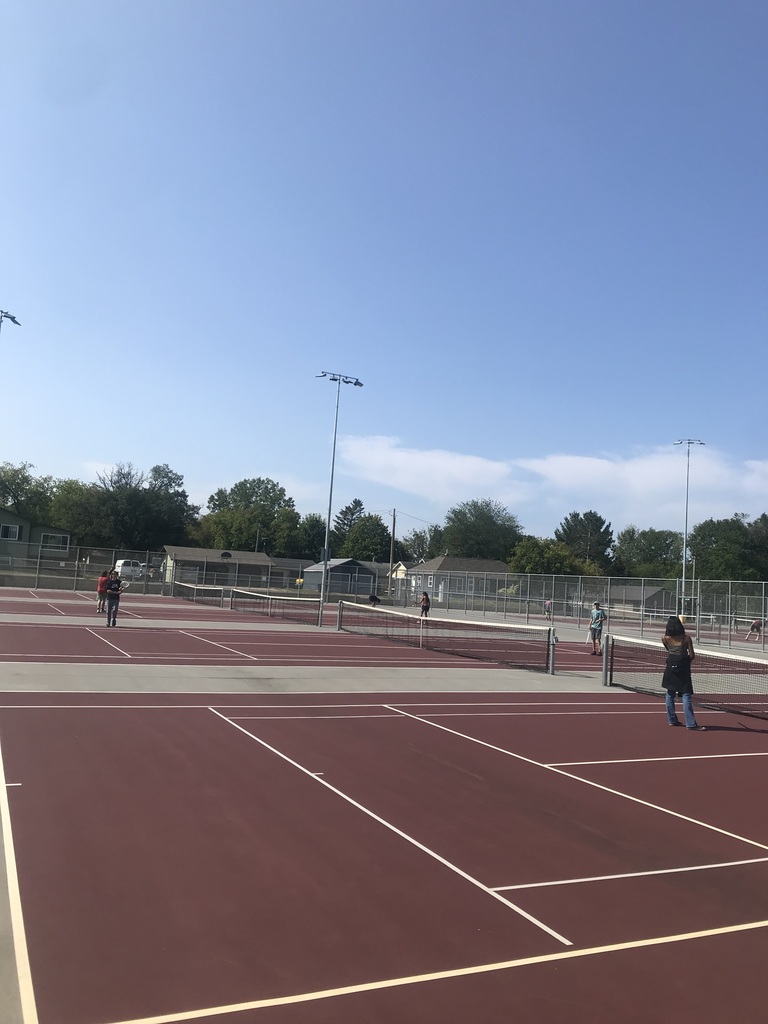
[[424, 710, 666, 717], [208, 707, 571, 945], [231, 714, 403, 720], [493, 855, 768, 891], [386, 706, 768, 853], [99, 917, 768, 1024], [0, 739, 39, 1023], [551, 751, 768, 766], [87, 628, 132, 658], [45, 604, 67, 616], [180, 631, 260, 661]]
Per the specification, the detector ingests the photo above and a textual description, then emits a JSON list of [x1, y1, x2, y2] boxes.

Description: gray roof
[[302, 558, 385, 573], [408, 556, 512, 574], [163, 545, 272, 566]]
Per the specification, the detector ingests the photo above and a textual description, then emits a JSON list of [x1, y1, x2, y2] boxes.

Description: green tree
[[92, 463, 199, 549], [688, 514, 756, 580], [612, 526, 682, 577], [401, 525, 444, 561], [49, 480, 106, 542], [555, 510, 613, 569], [204, 477, 296, 552], [745, 514, 768, 580], [508, 537, 590, 575], [0, 461, 55, 524], [443, 499, 522, 560], [295, 513, 327, 563], [340, 514, 391, 561], [144, 464, 200, 548], [48, 463, 198, 549], [332, 498, 365, 552], [269, 506, 302, 557]]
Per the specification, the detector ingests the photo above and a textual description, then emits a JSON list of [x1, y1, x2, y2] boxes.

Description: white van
[[115, 559, 143, 579]]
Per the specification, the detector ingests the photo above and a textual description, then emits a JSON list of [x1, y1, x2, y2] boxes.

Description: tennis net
[[172, 582, 321, 625], [172, 581, 227, 607], [229, 588, 321, 625], [606, 634, 768, 719], [337, 602, 554, 671]]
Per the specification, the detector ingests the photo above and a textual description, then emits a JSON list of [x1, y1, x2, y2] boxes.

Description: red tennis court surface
[[2, 690, 767, 1023], [0, 590, 598, 671]]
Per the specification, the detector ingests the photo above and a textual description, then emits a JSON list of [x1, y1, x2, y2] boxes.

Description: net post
[[547, 628, 556, 675], [336, 601, 344, 630], [419, 614, 424, 648], [602, 635, 610, 685]]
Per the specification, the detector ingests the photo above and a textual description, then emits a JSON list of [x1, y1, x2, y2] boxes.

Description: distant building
[[406, 556, 513, 605], [0, 506, 72, 559]]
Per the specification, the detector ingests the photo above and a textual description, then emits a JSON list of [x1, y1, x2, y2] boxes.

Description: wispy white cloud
[[337, 437, 768, 536]]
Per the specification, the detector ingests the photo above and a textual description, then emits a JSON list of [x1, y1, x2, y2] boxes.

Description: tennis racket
[[120, 580, 131, 591]]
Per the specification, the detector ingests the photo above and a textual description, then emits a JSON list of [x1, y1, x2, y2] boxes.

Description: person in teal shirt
[[589, 602, 607, 655]]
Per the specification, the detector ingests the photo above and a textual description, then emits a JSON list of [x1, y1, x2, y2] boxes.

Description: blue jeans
[[666, 691, 697, 728]]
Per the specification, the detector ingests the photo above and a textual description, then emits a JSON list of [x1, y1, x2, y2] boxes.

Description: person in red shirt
[[96, 569, 110, 614]]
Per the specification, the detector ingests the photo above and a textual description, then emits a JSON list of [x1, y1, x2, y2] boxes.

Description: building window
[[0, 524, 20, 540], [427, 575, 434, 588], [41, 533, 69, 551]]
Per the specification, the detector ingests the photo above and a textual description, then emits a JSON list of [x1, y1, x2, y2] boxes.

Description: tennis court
[[1, 593, 767, 1023]]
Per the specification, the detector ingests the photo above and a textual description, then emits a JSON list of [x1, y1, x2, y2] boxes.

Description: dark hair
[[665, 615, 685, 637]]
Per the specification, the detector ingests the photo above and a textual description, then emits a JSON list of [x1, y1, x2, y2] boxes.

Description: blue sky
[[2, 0, 766, 543]]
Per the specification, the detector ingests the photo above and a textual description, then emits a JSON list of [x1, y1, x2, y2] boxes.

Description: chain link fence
[[3, 542, 768, 650], [395, 571, 768, 650]]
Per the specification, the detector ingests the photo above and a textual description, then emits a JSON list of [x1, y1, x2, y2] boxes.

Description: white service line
[[551, 751, 768, 766], [0, 739, 39, 1023], [385, 706, 768, 853], [180, 632, 259, 661], [45, 605, 67, 616], [208, 706, 571, 945], [86, 628, 132, 658], [230, 714, 403, 721], [492, 855, 768, 891]]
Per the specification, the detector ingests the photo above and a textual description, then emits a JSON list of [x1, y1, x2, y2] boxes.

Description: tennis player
[[96, 568, 110, 613], [745, 618, 763, 642], [661, 616, 705, 730], [104, 570, 124, 627], [588, 602, 607, 655]]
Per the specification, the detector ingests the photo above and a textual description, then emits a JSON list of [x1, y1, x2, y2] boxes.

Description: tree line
[[3, 461, 768, 580]]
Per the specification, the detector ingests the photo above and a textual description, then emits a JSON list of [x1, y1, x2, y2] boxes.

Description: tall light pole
[[674, 438, 705, 615], [317, 371, 363, 624]]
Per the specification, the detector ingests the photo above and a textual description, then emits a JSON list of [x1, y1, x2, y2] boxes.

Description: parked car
[[115, 559, 143, 579]]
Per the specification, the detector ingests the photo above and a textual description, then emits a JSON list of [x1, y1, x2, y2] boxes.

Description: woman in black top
[[420, 592, 430, 618], [661, 616, 704, 730]]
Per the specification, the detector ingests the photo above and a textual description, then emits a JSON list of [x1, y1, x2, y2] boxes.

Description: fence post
[[35, 544, 41, 589], [640, 578, 646, 637]]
